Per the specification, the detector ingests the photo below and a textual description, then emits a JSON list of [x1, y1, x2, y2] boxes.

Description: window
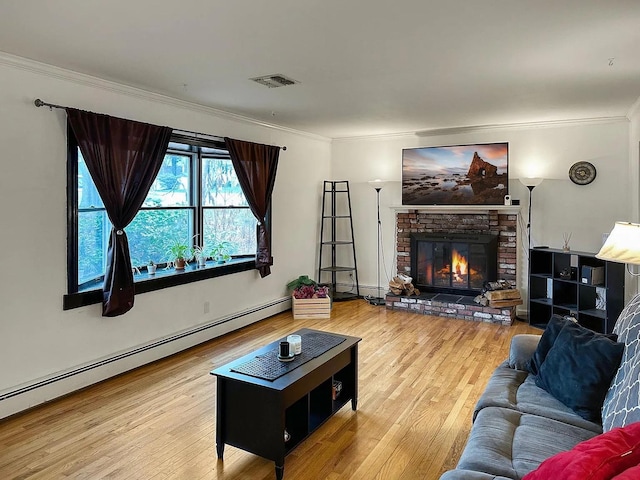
[[66, 130, 259, 308], [201, 148, 257, 257]]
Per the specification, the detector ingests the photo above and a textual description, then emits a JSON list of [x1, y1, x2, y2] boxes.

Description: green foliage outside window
[[74, 140, 257, 291]]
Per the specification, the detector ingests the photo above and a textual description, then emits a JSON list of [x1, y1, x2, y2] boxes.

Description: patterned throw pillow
[[602, 294, 640, 431]]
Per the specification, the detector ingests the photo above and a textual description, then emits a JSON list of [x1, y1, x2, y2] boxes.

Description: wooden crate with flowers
[[287, 276, 332, 319]]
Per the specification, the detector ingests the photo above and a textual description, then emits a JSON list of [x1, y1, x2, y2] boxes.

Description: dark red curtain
[[224, 137, 280, 277], [67, 108, 172, 316]]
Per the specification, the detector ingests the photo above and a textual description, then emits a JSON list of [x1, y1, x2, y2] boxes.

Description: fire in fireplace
[[410, 233, 498, 295]]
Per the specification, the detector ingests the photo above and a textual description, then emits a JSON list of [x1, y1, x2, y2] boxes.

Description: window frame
[[64, 127, 265, 310]]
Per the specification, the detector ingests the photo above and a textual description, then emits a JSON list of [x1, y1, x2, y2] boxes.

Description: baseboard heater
[[0, 297, 290, 402]]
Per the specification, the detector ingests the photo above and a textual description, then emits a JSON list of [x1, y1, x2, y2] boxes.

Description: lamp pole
[[374, 186, 383, 304], [519, 177, 544, 252], [367, 180, 386, 306], [526, 185, 535, 253]]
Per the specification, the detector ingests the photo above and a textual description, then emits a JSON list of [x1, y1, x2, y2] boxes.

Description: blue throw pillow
[[527, 315, 573, 376], [535, 321, 624, 423]]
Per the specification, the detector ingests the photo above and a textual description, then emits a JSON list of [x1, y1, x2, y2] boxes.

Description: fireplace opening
[[410, 233, 498, 296]]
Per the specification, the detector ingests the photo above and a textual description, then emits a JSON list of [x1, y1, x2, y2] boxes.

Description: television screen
[[402, 142, 508, 205]]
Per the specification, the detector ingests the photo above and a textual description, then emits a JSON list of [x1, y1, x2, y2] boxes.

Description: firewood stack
[[389, 274, 420, 296], [475, 280, 522, 307]]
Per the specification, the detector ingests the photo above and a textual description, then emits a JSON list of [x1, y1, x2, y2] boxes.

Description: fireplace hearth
[[410, 232, 498, 296], [391, 209, 517, 324]]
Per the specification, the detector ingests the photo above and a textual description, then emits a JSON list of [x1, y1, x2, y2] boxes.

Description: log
[[488, 298, 523, 308], [485, 289, 521, 301]]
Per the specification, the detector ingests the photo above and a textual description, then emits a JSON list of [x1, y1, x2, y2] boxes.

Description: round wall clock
[[569, 161, 597, 185]]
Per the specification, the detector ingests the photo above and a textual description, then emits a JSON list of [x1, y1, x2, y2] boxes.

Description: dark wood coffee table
[[210, 328, 361, 480]]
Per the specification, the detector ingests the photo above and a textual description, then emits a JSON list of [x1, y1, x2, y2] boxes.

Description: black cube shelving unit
[[528, 248, 624, 334]]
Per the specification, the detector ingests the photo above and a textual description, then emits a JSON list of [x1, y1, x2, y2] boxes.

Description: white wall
[[0, 54, 331, 418], [630, 103, 640, 223], [331, 120, 631, 304]]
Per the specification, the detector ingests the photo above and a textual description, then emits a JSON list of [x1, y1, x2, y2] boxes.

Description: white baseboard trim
[[0, 297, 291, 420]]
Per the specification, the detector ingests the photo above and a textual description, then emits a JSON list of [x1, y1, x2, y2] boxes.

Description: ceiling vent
[[250, 74, 300, 88]]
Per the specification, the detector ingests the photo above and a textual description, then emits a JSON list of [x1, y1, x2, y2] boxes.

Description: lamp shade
[[596, 222, 640, 265], [519, 177, 544, 188], [368, 179, 386, 190]]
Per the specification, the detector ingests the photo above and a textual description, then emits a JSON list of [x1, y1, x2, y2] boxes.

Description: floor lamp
[[367, 180, 386, 306], [597, 222, 640, 278], [519, 177, 544, 252]]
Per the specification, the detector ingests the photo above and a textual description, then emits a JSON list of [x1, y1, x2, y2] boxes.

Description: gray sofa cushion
[[474, 362, 603, 434], [603, 293, 640, 431], [455, 406, 598, 480], [440, 470, 513, 480], [508, 334, 540, 371]]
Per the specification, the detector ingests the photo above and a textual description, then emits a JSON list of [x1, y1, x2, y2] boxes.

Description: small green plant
[[192, 245, 207, 261], [167, 240, 191, 261], [147, 259, 157, 275], [286, 275, 318, 291], [192, 244, 210, 267], [211, 241, 232, 263]]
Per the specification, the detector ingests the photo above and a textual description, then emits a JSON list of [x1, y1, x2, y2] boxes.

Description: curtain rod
[[34, 99, 65, 110], [34, 98, 287, 151]]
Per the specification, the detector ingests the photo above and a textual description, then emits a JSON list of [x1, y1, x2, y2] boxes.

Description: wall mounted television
[[402, 142, 509, 205]]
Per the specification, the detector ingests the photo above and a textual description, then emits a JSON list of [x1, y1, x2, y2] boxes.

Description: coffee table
[[210, 328, 361, 480]]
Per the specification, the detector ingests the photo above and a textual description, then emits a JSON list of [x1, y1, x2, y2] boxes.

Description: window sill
[[63, 258, 255, 310]]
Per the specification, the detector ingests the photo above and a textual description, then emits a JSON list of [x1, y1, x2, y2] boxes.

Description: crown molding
[[334, 116, 630, 142], [414, 117, 629, 137], [0, 51, 331, 144], [333, 131, 418, 142]]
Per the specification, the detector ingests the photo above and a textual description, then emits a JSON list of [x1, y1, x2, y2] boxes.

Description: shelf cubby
[[528, 248, 625, 334]]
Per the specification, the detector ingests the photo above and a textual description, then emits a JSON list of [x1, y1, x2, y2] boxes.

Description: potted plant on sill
[[167, 239, 192, 270], [192, 245, 208, 268], [211, 241, 232, 264], [147, 260, 157, 275]]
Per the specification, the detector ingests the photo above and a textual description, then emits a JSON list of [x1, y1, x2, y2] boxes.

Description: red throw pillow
[[522, 422, 640, 480], [612, 465, 640, 479]]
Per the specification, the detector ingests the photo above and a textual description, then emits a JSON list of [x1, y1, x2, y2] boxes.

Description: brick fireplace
[[386, 208, 518, 325]]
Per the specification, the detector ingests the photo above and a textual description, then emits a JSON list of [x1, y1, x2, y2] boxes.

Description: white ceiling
[[1, 0, 639, 138]]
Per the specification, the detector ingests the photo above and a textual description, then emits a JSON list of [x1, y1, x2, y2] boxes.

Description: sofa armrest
[[440, 469, 514, 480], [508, 334, 541, 371]]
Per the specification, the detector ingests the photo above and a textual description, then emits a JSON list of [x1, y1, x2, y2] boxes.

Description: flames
[[418, 244, 485, 288], [452, 250, 468, 277], [423, 247, 479, 287]]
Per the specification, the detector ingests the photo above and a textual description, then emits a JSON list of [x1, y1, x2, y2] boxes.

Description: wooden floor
[[0, 300, 538, 480]]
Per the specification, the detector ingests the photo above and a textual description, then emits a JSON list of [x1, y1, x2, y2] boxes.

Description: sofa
[[440, 294, 640, 480]]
